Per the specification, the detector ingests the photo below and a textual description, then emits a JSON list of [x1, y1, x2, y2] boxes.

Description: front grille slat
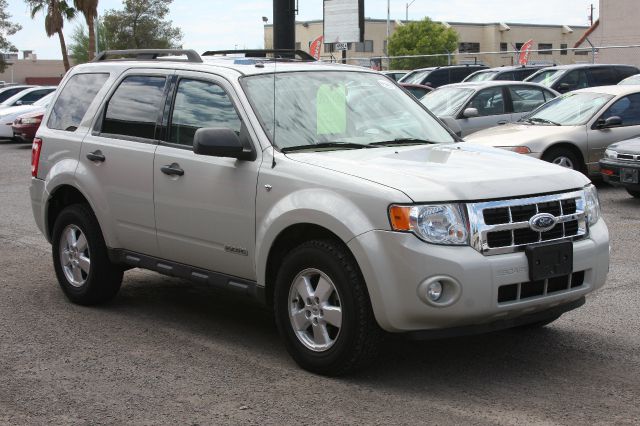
[[473, 190, 588, 255], [497, 271, 585, 303]]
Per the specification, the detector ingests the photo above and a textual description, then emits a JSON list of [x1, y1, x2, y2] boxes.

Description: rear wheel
[[274, 239, 382, 376], [627, 188, 640, 198], [542, 147, 581, 171], [51, 204, 123, 305]]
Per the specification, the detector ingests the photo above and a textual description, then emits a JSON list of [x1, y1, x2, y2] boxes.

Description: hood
[[286, 143, 590, 202], [464, 122, 582, 147], [609, 137, 640, 154]]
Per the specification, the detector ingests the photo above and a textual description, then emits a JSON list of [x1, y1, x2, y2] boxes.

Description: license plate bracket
[[620, 167, 639, 184], [526, 241, 573, 282]]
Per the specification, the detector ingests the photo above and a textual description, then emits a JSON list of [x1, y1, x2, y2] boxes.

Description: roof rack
[[93, 49, 203, 63], [201, 49, 316, 62]]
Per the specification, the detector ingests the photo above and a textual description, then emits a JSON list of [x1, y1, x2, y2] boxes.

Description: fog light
[[427, 281, 443, 301]]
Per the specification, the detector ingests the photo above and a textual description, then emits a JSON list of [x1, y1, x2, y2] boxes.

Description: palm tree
[[27, 0, 76, 71], [73, 0, 98, 60]]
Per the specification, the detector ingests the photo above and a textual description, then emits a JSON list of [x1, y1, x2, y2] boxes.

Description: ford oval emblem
[[529, 213, 558, 232]]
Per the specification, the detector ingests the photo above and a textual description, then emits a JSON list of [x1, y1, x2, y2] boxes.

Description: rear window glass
[[102, 75, 166, 140], [48, 73, 109, 131]]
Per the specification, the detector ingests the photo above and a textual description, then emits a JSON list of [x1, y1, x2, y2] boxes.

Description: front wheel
[[542, 147, 582, 171], [627, 188, 640, 198], [274, 240, 382, 376]]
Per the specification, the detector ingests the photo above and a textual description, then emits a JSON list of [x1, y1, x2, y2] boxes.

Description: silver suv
[[30, 49, 610, 376]]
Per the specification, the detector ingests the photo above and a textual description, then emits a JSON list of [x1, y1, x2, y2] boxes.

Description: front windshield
[[465, 71, 498, 82], [526, 69, 563, 87], [243, 71, 455, 150], [421, 87, 475, 116], [525, 92, 613, 126]]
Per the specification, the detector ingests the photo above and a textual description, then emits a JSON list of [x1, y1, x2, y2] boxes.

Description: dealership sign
[[323, 0, 365, 43]]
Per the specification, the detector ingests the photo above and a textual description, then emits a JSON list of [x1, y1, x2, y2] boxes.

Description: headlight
[[496, 146, 532, 154], [389, 204, 469, 245], [584, 184, 600, 225], [604, 149, 617, 159]]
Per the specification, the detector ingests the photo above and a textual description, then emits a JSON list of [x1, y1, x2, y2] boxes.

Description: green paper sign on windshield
[[317, 84, 347, 135]]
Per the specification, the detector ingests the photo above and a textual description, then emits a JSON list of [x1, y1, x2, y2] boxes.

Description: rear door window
[[558, 69, 589, 91], [48, 73, 109, 132], [422, 70, 447, 87], [101, 75, 166, 140], [509, 86, 547, 113]]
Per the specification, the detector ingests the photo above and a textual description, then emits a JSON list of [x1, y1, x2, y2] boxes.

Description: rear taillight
[[31, 137, 42, 178]]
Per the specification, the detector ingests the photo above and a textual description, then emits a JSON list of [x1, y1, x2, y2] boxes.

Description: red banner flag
[[309, 35, 324, 60], [518, 39, 534, 65]]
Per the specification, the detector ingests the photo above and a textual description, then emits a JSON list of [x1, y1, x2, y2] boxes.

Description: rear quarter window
[[48, 73, 109, 131]]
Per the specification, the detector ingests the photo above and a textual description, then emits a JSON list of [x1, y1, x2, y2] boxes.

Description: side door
[[508, 85, 550, 122], [458, 86, 511, 136], [587, 92, 640, 172], [153, 72, 260, 280], [80, 70, 170, 256]]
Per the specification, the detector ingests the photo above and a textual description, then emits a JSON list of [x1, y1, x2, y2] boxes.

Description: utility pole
[[589, 3, 595, 26], [386, 0, 390, 55], [273, 0, 296, 51], [406, 0, 416, 23]]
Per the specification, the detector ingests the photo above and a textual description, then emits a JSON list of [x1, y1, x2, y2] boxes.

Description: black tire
[[626, 188, 640, 198], [517, 314, 561, 329], [274, 239, 382, 376], [51, 204, 123, 305], [542, 147, 582, 172]]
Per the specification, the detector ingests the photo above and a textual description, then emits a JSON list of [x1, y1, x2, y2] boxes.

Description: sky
[[6, 0, 598, 59]]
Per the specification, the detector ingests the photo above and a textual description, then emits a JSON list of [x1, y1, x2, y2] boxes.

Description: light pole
[[406, 0, 416, 22], [386, 0, 390, 55]]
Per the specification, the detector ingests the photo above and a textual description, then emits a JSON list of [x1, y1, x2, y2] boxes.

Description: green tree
[[387, 18, 459, 70], [73, 0, 98, 60], [0, 0, 22, 72], [69, 20, 108, 64], [102, 0, 182, 50], [26, 0, 76, 71]]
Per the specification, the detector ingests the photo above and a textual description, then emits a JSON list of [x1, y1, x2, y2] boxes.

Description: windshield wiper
[[525, 117, 561, 126], [369, 138, 438, 147], [281, 142, 374, 153]]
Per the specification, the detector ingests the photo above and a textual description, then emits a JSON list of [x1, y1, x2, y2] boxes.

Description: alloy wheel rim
[[288, 268, 342, 352], [59, 225, 91, 287], [552, 156, 575, 169]]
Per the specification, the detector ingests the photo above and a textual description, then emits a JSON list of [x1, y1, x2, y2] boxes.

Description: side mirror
[[462, 107, 479, 118], [557, 83, 571, 93], [193, 127, 251, 160], [598, 115, 623, 129], [15, 100, 22, 106]]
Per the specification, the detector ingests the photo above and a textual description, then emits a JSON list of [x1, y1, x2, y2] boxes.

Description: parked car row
[[0, 85, 56, 142]]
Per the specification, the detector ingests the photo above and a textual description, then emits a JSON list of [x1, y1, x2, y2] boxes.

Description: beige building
[[265, 19, 590, 68], [574, 0, 640, 66], [0, 52, 66, 85]]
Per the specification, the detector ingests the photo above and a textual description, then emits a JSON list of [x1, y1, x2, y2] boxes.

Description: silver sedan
[[421, 81, 559, 137], [465, 85, 640, 174]]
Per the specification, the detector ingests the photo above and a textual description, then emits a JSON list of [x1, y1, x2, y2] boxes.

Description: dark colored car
[[525, 64, 640, 94], [600, 137, 640, 198], [399, 64, 489, 88], [12, 110, 44, 142], [463, 65, 550, 82], [399, 83, 433, 99]]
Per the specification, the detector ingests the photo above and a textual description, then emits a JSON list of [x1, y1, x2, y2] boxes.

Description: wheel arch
[[542, 142, 586, 172], [45, 184, 96, 241]]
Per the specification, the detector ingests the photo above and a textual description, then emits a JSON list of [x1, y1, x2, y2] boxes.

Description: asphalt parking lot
[[0, 140, 638, 425]]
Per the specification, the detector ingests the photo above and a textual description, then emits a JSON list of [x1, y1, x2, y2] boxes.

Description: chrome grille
[[467, 190, 588, 255], [613, 152, 640, 162]]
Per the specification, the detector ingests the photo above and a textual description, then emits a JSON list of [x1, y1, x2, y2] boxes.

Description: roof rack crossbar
[[93, 49, 203, 63], [201, 49, 316, 62]]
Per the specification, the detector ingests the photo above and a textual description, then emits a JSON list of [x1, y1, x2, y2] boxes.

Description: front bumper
[[347, 220, 609, 333], [599, 158, 640, 192]]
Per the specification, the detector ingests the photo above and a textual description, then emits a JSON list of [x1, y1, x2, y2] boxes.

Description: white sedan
[[0, 93, 53, 139]]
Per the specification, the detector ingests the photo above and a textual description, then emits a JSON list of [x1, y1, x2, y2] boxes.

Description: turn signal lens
[[389, 205, 411, 231], [497, 146, 532, 154]]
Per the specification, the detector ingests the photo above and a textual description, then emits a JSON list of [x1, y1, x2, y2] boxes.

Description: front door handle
[[497, 120, 508, 125], [161, 163, 184, 177], [86, 150, 105, 162]]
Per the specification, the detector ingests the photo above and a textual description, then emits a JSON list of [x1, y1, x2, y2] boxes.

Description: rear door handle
[[86, 150, 105, 162], [161, 163, 184, 177]]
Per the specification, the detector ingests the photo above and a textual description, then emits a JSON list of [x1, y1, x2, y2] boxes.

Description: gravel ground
[[0, 140, 638, 425]]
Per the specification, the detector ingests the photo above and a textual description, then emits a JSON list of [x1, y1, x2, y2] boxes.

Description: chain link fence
[[323, 44, 640, 71]]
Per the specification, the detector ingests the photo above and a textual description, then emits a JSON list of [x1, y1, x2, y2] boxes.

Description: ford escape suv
[[30, 49, 610, 376]]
